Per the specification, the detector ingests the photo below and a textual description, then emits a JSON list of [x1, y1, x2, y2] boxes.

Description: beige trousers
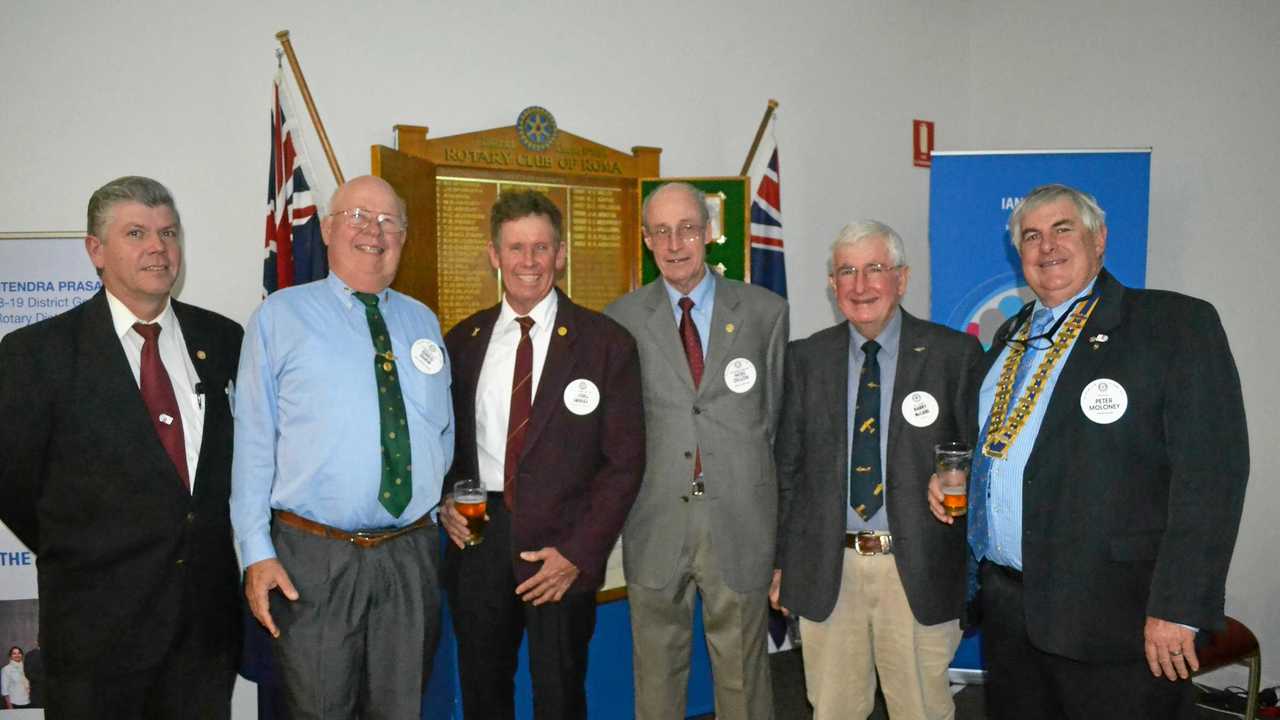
[[628, 496, 774, 720], [799, 551, 961, 720]]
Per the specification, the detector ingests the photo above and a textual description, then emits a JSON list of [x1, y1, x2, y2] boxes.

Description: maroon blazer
[[443, 289, 645, 593]]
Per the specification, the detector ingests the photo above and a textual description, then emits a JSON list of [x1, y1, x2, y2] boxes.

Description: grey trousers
[[270, 520, 441, 720], [628, 495, 774, 720]]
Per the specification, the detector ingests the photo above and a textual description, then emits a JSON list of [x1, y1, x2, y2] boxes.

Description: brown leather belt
[[273, 510, 434, 549], [845, 531, 893, 555]]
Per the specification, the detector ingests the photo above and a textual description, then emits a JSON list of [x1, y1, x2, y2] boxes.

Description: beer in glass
[[453, 479, 488, 546], [935, 442, 973, 517]]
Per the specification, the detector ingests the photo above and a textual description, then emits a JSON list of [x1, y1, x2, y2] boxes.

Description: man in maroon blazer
[[440, 189, 645, 719]]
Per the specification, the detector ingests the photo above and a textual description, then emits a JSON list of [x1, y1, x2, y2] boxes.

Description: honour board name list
[[434, 178, 628, 330]]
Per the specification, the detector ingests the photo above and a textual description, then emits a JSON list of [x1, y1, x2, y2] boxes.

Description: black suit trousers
[[446, 497, 597, 720], [980, 562, 1195, 720]]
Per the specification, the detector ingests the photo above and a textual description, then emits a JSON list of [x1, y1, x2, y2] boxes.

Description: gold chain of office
[[981, 297, 1100, 460]]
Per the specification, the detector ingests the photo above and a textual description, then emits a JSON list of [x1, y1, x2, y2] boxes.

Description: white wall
[[3, 0, 1275, 702]]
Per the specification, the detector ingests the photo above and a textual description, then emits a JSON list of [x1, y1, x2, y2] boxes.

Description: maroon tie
[[678, 297, 704, 477], [133, 322, 190, 491], [504, 316, 535, 510]]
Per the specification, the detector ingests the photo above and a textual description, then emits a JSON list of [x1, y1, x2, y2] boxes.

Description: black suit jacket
[[977, 269, 1248, 661], [0, 290, 243, 676], [776, 310, 981, 625], [443, 289, 645, 593]]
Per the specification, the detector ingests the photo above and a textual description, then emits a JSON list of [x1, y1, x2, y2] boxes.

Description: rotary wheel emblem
[[516, 106, 558, 152]]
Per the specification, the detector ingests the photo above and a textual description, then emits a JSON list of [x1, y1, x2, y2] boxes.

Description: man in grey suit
[[605, 182, 788, 720], [773, 221, 981, 719]]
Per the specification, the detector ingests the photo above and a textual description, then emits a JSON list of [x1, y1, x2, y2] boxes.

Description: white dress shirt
[[474, 290, 558, 492], [105, 290, 204, 491]]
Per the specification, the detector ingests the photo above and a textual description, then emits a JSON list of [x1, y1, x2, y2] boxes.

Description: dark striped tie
[[504, 316, 535, 510]]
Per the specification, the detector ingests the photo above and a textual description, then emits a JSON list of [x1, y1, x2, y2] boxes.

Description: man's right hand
[[769, 568, 789, 616], [927, 473, 954, 525], [245, 558, 298, 638], [440, 495, 481, 549]]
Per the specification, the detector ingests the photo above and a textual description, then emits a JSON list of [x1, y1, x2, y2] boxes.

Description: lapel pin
[[196, 350, 207, 360], [471, 327, 480, 337], [1089, 334, 1108, 343], [913, 346, 926, 352], [725, 323, 735, 334], [558, 326, 568, 336]]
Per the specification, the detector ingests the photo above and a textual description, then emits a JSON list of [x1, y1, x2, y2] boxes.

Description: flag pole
[[739, 99, 779, 176], [275, 30, 345, 185]]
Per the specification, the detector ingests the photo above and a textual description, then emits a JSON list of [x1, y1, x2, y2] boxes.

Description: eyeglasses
[[330, 208, 407, 236], [832, 263, 901, 282], [1005, 294, 1095, 350], [646, 222, 705, 243]]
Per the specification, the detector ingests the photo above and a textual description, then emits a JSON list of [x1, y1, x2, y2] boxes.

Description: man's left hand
[[1144, 616, 1198, 681], [516, 547, 579, 606]]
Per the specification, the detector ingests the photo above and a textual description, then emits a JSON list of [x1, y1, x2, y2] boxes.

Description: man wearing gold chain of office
[[929, 183, 1248, 720]]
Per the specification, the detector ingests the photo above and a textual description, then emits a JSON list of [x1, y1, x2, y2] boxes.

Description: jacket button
[[693, 407, 702, 415], [175, 558, 185, 567], [186, 512, 196, 523]]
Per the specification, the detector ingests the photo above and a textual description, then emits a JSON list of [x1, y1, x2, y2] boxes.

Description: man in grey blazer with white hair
[[774, 220, 980, 719], [605, 181, 788, 720]]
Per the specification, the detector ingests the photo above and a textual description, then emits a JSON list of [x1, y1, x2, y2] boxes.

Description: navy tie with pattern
[[849, 339, 882, 520]]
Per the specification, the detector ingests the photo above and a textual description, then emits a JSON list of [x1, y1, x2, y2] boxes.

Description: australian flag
[[749, 143, 786, 298], [264, 66, 327, 295]]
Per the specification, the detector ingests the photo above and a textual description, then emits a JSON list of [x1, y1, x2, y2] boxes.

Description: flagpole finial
[[275, 30, 290, 41], [768, 99, 779, 109]]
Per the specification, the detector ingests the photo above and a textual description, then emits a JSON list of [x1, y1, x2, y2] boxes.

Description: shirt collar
[[327, 272, 391, 308], [497, 287, 559, 333], [104, 288, 174, 340], [1035, 277, 1099, 321], [847, 306, 903, 358], [662, 265, 715, 311]]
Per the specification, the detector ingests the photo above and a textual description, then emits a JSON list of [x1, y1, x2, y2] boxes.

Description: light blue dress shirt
[[845, 309, 901, 533], [662, 267, 715, 356], [977, 280, 1095, 569], [231, 273, 455, 568]]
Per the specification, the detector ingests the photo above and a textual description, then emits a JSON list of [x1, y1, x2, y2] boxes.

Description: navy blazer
[[0, 290, 243, 675]]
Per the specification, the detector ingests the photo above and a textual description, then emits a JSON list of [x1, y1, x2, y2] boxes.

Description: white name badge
[[1080, 378, 1127, 424], [411, 339, 444, 375], [158, 413, 174, 426], [563, 378, 601, 415], [901, 391, 939, 427], [724, 358, 757, 394]]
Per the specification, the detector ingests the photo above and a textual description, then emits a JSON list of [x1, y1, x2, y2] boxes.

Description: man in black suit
[[440, 189, 645, 719], [930, 183, 1249, 718], [0, 176, 243, 719], [774, 221, 980, 719]]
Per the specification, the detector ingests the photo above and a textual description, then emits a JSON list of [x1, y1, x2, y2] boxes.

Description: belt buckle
[[690, 480, 705, 497], [854, 531, 890, 556]]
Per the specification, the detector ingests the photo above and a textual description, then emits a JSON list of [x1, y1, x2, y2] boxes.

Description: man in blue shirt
[[232, 175, 455, 719], [930, 184, 1248, 719]]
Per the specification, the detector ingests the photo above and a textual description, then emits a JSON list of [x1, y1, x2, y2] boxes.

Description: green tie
[[354, 291, 412, 517]]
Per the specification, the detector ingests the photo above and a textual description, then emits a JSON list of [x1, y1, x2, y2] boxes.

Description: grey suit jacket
[[605, 275, 788, 593], [775, 310, 981, 625]]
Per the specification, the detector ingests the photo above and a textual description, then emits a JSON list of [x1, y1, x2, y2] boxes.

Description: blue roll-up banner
[[929, 150, 1151, 346], [928, 150, 1151, 678]]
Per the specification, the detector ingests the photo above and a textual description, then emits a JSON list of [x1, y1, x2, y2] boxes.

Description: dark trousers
[[980, 561, 1195, 720], [446, 496, 598, 720], [270, 519, 442, 720], [43, 622, 235, 719]]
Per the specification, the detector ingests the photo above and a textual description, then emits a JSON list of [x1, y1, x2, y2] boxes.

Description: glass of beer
[[453, 479, 487, 547], [935, 442, 973, 517]]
